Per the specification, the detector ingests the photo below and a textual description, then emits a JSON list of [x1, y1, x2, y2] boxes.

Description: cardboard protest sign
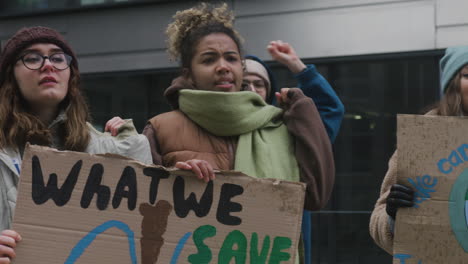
[[394, 114, 468, 263], [12, 145, 304, 264]]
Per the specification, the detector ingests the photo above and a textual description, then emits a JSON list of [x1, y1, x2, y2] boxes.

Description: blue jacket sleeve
[[295, 64, 344, 142]]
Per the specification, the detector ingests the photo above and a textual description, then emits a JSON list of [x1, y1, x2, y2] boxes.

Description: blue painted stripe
[[11, 158, 20, 174], [465, 201, 468, 227], [170, 232, 192, 264], [14, 163, 20, 174], [65, 220, 137, 264]]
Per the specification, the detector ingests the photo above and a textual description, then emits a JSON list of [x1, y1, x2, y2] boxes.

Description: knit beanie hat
[[440, 46, 468, 93], [244, 55, 278, 105], [0, 26, 78, 87], [245, 59, 271, 92]]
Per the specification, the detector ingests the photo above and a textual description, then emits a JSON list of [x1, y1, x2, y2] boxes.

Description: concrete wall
[[1, 0, 467, 73], [236, 0, 435, 59], [436, 0, 468, 47]]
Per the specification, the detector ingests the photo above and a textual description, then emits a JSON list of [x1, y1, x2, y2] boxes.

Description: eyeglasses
[[19, 52, 72, 70], [242, 80, 267, 91]]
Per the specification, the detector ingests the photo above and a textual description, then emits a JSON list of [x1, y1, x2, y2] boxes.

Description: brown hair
[[0, 63, 91, 151], [434, 72, 463, 116], [165, 2, 244, 69]]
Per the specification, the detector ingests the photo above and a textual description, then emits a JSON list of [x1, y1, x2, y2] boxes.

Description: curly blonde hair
[[166, 2, 244, 68]]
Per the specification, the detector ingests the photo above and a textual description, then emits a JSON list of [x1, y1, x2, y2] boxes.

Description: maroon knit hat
[[0, 26, 78, 87]]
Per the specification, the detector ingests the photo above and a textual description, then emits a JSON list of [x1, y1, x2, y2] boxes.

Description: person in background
[[244, 40, 344, 141], [369, 46, 468, 254], [243, 40, 344, 264], [0, 26, 152, 263]]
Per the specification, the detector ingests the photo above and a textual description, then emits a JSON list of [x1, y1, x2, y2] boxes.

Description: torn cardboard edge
[[23, 144, 307, 190]]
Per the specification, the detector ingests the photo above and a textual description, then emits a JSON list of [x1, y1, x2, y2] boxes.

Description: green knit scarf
[[179, 89, 300, 182]]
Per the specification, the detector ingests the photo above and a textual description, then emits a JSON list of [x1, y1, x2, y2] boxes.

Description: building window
[[81, 70, 178, 132]]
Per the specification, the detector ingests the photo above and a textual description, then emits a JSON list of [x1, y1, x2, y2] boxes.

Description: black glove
[[386, 184, 415, 219]]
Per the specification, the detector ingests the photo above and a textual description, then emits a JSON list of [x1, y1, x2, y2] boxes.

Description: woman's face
[[14, 43, 70, 110], [188, 33, 243, 92], [461, 65, 468, 113], [243, 73, 268, 101]]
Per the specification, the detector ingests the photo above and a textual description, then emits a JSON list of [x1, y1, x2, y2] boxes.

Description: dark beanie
[[0, 26, 78, 87]]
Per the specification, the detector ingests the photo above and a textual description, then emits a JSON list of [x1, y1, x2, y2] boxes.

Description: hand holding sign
[[175, 159, 216, 182], [386, 184, 415, 219], [0, 230, 21, 263]]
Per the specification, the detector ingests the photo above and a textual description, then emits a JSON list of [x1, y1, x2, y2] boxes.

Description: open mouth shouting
[[214, 78, 235, 91]]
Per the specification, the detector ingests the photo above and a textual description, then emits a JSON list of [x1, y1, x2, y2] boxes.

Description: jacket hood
[[164, 76, 196, 109], [244, 55, 278, 105]]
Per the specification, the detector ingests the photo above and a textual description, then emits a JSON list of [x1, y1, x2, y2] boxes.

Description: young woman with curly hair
[[142, 3, 336, 263]]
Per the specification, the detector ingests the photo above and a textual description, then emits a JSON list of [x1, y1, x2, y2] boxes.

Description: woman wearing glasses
[[0, 26, 151, 263]]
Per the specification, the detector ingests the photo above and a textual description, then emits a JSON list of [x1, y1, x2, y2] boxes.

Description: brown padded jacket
[[146, 110, 237, 170], [143, 77, 335, 211]]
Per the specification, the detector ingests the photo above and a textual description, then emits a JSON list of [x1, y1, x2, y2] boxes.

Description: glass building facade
[[79, 52, 443, 263]]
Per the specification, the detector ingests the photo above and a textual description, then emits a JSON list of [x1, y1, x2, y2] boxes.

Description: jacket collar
[[164, 76, 196, 110], [0, 147, 21, 177], [49, 110, 67, 129]]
